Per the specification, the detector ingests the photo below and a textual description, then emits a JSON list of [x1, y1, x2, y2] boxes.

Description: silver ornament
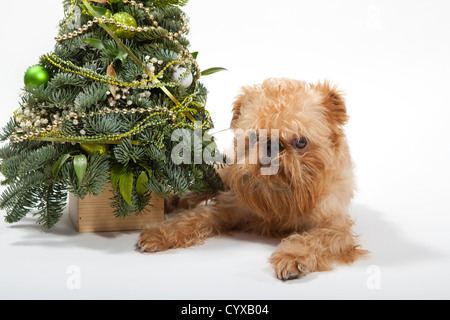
[[172, 68, 193, 89]]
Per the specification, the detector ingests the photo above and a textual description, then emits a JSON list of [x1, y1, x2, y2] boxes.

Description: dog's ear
[[316, 81, 349, 127], [230, 94, 244, 130], [230, 85, 258, 130]]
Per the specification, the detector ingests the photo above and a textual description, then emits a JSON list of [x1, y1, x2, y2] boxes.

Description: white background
[[0, 0, 449, 300]]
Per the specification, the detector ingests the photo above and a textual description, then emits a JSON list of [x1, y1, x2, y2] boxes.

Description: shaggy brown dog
[[138, 78, 367, 280]]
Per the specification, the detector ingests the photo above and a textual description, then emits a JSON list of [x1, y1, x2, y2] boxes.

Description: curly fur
[[138, 78, 368, 280]]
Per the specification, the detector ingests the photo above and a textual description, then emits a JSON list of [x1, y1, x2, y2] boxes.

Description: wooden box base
[[69, 188, 165, 233]]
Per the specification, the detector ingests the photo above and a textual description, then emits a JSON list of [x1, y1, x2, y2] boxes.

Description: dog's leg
[[269, 224, 367, 280], [138, 193, 243, 253], [165, 192, 213, 214]]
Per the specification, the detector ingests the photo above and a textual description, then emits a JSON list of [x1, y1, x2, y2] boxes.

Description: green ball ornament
[[109, 12, 137, 39], [80, 143, 109, 155], [24, 65, 51, 87]]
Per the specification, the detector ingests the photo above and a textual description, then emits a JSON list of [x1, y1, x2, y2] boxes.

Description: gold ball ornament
[[80, 143, 109, 155], [109, 12, 137, 39]]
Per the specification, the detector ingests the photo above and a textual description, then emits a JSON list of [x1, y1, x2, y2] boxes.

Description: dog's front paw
[[137, 227, 173, 253], [269, 250, 310, 281]]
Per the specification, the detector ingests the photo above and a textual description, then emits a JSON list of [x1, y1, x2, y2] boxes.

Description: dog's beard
[[227, 151, 325, 233]]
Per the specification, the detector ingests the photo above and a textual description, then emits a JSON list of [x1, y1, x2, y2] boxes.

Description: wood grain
[[69, 187, 164, 233]]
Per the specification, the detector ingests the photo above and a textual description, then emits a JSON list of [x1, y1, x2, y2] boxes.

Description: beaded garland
[[11, 0, 211, 145], [11, 104, 177, 144], [56, 0, 189, 43], [61, 0, 79, 32], [44, 53, 194, 90]]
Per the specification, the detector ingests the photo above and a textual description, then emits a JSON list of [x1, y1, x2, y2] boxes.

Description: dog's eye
[[292, 137, 308, 150]]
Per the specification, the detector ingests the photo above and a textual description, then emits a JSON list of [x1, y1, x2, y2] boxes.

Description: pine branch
[[3, 188, 38, 224], [84, 114, 127, 136], [61, 152, 110, 198], [152, 0, 189, 7], [82, 153, 110, 196], [0, 145, 60, 180], [0, 0, 225, 229], [113, 138, 147, 166], [0, 171, 46, 212], [34, 182, 68, 229], [50, 72, 87, 88], [74, 82, 109, 111], [0, 118, 17, 142], [110, 183, 152, 219]]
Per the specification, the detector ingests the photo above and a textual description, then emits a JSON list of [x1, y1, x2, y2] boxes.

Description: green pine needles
[[0, 0, 225, 229]]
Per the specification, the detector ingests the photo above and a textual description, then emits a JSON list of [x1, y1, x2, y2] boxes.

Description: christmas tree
[[0, 0, 224, 229]]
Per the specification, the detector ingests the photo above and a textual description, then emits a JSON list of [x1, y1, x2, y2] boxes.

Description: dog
[[138, 78, 367, 280]]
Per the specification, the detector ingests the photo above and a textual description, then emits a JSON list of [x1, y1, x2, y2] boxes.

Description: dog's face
[[226, 78, 350, 227]]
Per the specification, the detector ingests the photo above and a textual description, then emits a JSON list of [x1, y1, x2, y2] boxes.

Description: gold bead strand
[[60, 0, 79, 33]]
